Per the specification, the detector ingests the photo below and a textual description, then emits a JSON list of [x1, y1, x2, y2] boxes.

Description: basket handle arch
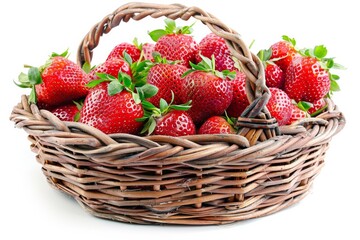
[[76, 2, 278, 144]]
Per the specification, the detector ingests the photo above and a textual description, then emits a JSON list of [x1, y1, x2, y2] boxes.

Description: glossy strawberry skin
[[181, 71, 233, 125], [287, 105, 307, 125], [51, 103, 79, 122], [153, 110, 195, 136], [80, 83, 143, 134], [36, 57, 89, 107], [198, 116, 236, 134], [196, 33, 235, 71], [266, 87, 292, 126], [146, 63, 188, 107], [270, 41, 298, 72], [89, 58, 132, 80], [265, 63, 285, 89], [106, 43, 141, 62], [226, 71, 249, 118], [284, 56, 330, 103], [155, 34, 198, 67]]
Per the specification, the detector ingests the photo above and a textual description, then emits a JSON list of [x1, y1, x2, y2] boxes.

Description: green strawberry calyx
[[299, 44, 345, 96], [148, 18, 195, 42], [122, 51, 153, 87], [14, 49, 70, 104], [86, 72, 158, 105], [182, 55, 236, 79], [137, 91, 192, 135]]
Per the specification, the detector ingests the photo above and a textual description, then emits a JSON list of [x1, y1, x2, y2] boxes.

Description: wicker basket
[[10, 2, 345, 225]]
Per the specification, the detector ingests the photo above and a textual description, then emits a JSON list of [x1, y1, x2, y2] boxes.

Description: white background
[[0, 0, 358, 239]]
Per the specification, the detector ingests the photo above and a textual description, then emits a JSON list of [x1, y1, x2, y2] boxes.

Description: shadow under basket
[[10, 2, 345, 225]]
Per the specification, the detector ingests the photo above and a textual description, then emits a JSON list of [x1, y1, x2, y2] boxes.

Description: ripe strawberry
[[153, 110, 195, 136], [266, 87, 292, 126], [16, 50, 89, 106], [270, 35, 298, 72], [142, 43, 155, 61], [195, 33, 235, 71], [140, 96, 194, 136], [89, 57, 132, 80], [149, 19, 198, 67], [181, 56, 234, 125], [198, 116, 236, 134], [257, 48, 285, 88], [106, 41, 141, 62], [226, 71, 249, 118], [308, 98, 327, 116], [80, 73, 157, 134], [287, 104, 308, 125], [146, 59, 188, 107], [51, 101, 82, 122]]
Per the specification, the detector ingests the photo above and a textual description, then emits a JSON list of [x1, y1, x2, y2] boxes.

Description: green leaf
[[74, 112, 81, 122], [96, 72, 117, 81], [108, 80, 124, 96], [164, 18, 176, 33], [140, 84, 158, 99], [132, 92, 141, 104], [181, 69, 195, 78], [121, 73, 133, 89], [330, 74, 340, 80], [123, 51, 133, 66], [330, 80, 341, 92], [171, 104, 191, 111], [200, 55, 213, 69], [142, 100, 157, 111], [73, 100, 83, 111], [223, 70, 236, 80], [159, 98, 168, 113], [29, 85, 37, 104], [28, 67, 42, 85], [82, 62, 91, 74], [148, 29, 167, 42], [333, 62, 347, 70], [86, 78, 109, 88], [18, 72, 29, 83], [257, 49, 272, 61], [297, 101, 313, 111], [51, 49, 69, 58], [282, 35, 296, 46], [326, 58, 334, 68], [313, 45, 327, 59], [148, 118, 157, 135]]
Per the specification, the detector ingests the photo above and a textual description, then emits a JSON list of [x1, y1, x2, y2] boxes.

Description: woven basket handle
[[77, 2, 278, 144]]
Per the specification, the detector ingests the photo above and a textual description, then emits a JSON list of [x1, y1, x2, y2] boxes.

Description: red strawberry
[[51, 102, 82, 122], [266, 87, 292, 126], [153, 110, 195, 136], [284, 56, 330, 103], [270, 35, 298, 72], [257, 49, 285, 88], [198, 116, 236, 134], [143, 43, 155, 61], [287, 104, 308, 125], [106, 42, 141, 62], [196, 33, 235, 71], [149, 19, 198, 67], [16, 50, 89, 106], [181, 56, 234, 125], [146, 62, 188, 107], [89, 58, 132, 80], [226, 71, 249, 118], [308, 98, 327, 115]]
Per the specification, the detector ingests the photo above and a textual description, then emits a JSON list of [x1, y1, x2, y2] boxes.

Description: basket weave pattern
[[10, 3, 345, 225]]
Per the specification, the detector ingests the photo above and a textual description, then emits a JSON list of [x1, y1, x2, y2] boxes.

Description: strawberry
[[269, 35, 298, 72], [287, 104, 308, 125], [140, 95, 194, 136], [308, 98, 327, 116], [146, 56, 188, 107], [198, 116, 236, 134], [51, 101, 82, 122], [226, 71, 249, 118], [266, 87, 292, 126], [80, 73, 157, 134], [16, 50, 89, 106], [149, 19, 198, 67], [195, 33, 235, 71], [89, 57, 132, 80], [181, 56, 234, 125], [106, 39, 141, 62], [257, 49, 285, 88], [142, 43, 155, 61]]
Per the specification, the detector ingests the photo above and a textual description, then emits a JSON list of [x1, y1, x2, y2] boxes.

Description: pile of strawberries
[[16, 19, 342, 137]]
